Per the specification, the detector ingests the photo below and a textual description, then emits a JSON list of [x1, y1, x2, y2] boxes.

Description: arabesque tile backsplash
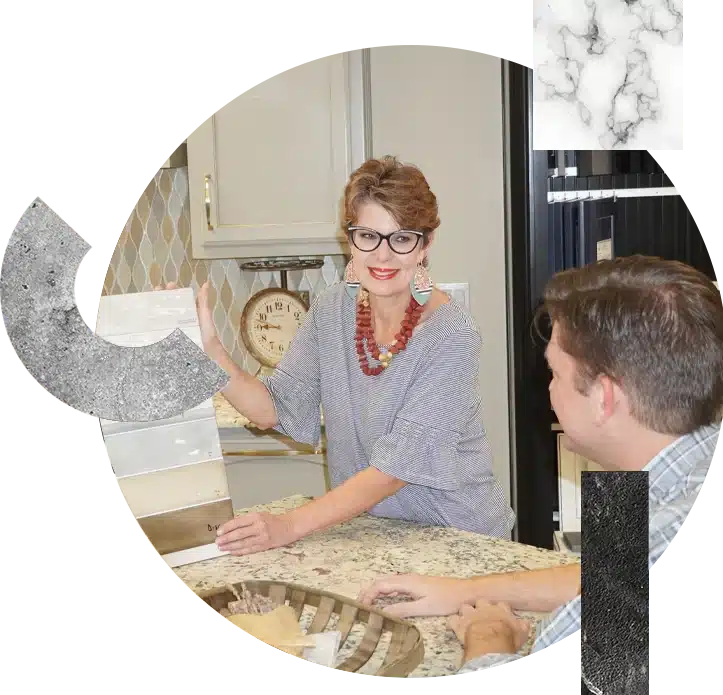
[[102, 167, 346, 372]]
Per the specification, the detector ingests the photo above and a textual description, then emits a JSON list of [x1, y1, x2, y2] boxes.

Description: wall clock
[[240, 287, 308, 370], [238, 258, 324, 375]]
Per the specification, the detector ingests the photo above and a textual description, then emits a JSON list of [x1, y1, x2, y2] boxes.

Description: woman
[[191, 156, 514, 555]]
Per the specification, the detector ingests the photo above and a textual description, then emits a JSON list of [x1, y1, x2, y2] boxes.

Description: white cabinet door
[[557, 434, 604, 534], [187, 52, 365, 260]]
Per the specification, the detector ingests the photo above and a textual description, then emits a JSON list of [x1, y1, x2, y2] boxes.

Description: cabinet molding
[[557, 434, 604, 534]]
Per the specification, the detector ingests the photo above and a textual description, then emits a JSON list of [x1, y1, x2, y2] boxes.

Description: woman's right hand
[[358, 574, 474, 618], [153, 282, 178, 291], [154, 280, 219, 354]]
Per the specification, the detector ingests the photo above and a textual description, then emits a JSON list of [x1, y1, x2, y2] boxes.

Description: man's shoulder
[[649, 465, 721, 568]]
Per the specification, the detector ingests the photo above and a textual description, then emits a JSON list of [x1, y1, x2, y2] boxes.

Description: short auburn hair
[[537, 255, 723, 435], [342, 156, 440, 236]]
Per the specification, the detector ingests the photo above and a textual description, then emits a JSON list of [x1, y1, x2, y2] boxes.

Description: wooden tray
[[198, 580, 424, 677]]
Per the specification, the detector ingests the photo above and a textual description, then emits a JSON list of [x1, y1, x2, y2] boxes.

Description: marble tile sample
[[137, 497, 234, 555], [96, 288, 228, 426], [117, 458, 230, 517], [0, 199, 227, 422], [533, 0, 683, 149], [98, 323, 216, 436]]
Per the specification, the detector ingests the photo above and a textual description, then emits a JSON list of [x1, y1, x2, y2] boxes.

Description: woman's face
[[350, 201, 429, 299]]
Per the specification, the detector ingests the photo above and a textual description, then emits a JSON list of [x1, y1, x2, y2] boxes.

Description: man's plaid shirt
[[459, 425, 723, 679]]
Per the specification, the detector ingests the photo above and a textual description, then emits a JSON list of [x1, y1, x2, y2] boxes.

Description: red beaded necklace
[[355, 288, 425, 376]]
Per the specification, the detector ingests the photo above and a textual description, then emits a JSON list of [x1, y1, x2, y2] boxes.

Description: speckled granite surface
[[213, 392, 326, 435], [213, 393, 254, 428], [174, 495, 579, 677]]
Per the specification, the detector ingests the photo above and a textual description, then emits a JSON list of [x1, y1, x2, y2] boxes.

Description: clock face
[[240, 288, 308, 367]]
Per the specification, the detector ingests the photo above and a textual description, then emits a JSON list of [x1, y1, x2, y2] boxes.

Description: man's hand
[[448, 600, 531, 663], [358, 574, 474, 618]]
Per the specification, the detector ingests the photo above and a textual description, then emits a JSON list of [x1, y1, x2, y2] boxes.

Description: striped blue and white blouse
[[260, 282, 515, 539]]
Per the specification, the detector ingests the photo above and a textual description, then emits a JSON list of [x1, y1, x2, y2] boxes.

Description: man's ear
[[597, 374, 623, 423]]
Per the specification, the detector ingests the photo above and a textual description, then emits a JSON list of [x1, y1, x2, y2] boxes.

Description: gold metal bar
[[204, 174, 214, 231], [222, 449, 325, 457]]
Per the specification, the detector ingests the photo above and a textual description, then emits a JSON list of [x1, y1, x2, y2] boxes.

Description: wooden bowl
[[198, 580, 424, 677]]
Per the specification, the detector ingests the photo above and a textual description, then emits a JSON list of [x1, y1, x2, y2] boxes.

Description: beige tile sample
[[118, 458, 230, 517], [137, 497, 234, 555]]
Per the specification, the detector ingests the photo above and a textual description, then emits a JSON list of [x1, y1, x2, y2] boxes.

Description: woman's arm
[[187, 281, 277, 429], [205, 336, 278, 430], [216, 466, 405, 555], [287, 466, 406, 536]]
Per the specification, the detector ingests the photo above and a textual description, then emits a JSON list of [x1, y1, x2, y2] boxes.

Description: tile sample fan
[[96, 287, 233, 567]]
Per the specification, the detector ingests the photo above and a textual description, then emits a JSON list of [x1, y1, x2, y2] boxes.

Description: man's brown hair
[[342, 156, 440, 239], [537, 255, 723, 435]]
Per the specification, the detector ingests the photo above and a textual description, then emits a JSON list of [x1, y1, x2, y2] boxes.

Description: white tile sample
[[104, 416, 222, 477], [96, 287, 199, 336]]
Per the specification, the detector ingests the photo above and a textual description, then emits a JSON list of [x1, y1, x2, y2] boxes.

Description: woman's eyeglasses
[[347, 226, 424, 254]]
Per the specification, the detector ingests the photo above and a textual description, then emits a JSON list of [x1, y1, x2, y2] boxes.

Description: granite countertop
[[213, 393, 255, 429], [213, 393, 326, 436], [175, 495, 579, 677]]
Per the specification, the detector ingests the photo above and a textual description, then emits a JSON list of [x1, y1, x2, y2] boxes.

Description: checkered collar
[[643, 423, 720, 504]]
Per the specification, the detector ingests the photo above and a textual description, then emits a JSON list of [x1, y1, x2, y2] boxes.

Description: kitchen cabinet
[[187, 51, 367, 260], [225, 455, 328, 510], [220, 427, 329, 510], [556, 432, 604, 535]]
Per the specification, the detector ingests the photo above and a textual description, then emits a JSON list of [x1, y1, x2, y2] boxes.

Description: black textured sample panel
[[581, 471, 649, 694]]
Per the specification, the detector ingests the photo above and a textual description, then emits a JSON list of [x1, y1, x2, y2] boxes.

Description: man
[[358, 255, 722, 673]]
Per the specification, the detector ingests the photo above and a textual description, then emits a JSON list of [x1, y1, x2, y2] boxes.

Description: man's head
[[537, 256, 723, 467]]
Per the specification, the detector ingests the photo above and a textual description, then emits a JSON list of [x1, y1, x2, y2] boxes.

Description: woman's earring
[[411, 262, 433, 305], [344, 258, 360, 299]]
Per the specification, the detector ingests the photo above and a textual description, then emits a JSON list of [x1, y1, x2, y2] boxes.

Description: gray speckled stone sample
[[175, 495, 580, 677], [582, 471, 648, 695], [0, 199, 228, 421]]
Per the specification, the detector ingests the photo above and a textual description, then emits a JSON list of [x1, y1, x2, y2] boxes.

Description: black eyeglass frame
[[346, 225, 426, 254]]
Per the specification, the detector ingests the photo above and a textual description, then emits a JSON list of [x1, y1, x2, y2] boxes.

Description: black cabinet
[[505, 65, 715, 548]]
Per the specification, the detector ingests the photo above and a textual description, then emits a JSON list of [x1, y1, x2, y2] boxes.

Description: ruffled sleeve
[[370, 325, 485, 490], [258, 296, 322, 445]]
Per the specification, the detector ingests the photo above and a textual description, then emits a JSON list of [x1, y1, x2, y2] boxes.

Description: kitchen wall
[[102, 167, 347, 372], [103, 47, 513, 506], [369, 46, 511, 504]]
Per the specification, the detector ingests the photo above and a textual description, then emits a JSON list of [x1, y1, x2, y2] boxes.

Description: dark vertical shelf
[[503, 66, 715, 549], [503, 61, 555, 549]]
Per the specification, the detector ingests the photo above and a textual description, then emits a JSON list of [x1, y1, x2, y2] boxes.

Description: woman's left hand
[[215, 512, 299, 556]]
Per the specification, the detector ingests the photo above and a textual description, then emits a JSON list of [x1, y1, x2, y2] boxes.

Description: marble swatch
[[0, 199, 228, 421], [533, 0, 683, 149]]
